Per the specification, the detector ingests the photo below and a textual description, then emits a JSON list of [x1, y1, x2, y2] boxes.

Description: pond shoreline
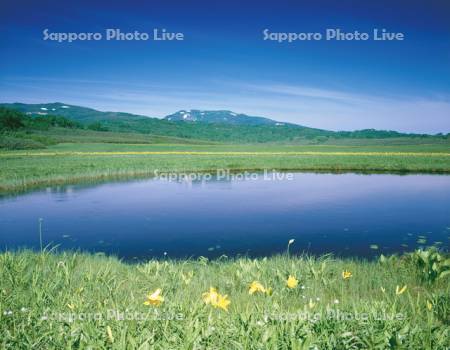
[[2, 165, 450, 195]]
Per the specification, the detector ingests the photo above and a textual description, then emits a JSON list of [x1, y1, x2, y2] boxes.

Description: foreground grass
[[0, 250, 448, 349], [1, 142, 450, 193]]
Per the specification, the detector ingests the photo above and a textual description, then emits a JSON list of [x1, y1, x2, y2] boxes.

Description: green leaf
[[438, 270, 450, 279]]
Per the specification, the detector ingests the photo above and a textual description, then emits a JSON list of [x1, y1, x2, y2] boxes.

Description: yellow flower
[[202, 287, 219, 305], [426, 300, 433, 311], [144, 289, 164, 306], [249, 281, 267, 295], [202, 287, 230, 311], [106, 326, 114, 343], [342, 270, 352, 280], [395, 285, 407, 295], [286, 275, 299, 289], [215, 294, 231, 312]]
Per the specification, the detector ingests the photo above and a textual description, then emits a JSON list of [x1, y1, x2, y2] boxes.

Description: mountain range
[[0, 102, 440, 143], [2, 102, 296, 127], [164, 109, 294, 126]]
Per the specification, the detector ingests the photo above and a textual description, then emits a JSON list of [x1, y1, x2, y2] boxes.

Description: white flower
[[334, 299, 339, 304], [316, 297, 320, 301], [301, 285, 305, 290], [20, 307, 28, 312]]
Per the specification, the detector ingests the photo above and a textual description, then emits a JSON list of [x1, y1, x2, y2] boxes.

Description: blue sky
[[1, 0, 449, 133]]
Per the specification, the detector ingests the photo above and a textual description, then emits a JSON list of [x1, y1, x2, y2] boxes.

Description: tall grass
[[1, 250, 448, 349], [1, 142, 450, 193]]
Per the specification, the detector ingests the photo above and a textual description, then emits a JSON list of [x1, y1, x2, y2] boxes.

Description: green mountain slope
[[1, 102, 443, 143], [0, 102, 153, 123]]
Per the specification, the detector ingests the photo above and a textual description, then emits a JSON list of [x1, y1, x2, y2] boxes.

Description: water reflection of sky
[[1, 173, 449, 260]]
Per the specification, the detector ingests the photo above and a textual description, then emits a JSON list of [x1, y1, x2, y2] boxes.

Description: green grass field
[[1, 114, 450, 349], [1, 141, 450, 193], [1, 249, 449, 349]]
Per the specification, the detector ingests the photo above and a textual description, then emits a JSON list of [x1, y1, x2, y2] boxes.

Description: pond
[[0, 172, 449, 260]]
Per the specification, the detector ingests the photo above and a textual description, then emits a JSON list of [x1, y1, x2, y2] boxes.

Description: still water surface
[[0, 173, 449, 260]]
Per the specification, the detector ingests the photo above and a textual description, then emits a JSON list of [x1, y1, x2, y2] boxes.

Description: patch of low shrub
[[0, 134, 46, 150]]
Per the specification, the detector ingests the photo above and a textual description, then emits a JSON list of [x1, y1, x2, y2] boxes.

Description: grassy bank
[[1, 249, 449, 349], [1, 142, 450, 193]]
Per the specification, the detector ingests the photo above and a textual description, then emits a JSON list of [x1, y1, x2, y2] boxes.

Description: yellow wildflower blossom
[[286, 275, 299, 289], [202, 287, 219, 305], [342, 270, 352, 280], [144, 288, 164, 306], [249, 281, 267, 295], [216, 294, 231, 312], [202, 287, 230, 311], [395, 285, 407, 295], [106, 326, 114, 343]]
